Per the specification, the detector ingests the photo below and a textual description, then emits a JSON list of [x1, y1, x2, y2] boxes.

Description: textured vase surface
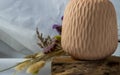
[[62, 0, 118, 60]]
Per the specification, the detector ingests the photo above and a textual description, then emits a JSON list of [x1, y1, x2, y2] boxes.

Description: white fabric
[[0, 0, 119, 57], [0, 0, 69, 54]]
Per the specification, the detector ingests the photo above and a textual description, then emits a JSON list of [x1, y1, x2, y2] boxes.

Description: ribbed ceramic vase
[[61, 0, 118, 60]]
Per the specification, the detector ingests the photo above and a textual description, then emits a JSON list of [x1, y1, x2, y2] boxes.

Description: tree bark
[[52, 56, 120, 75]]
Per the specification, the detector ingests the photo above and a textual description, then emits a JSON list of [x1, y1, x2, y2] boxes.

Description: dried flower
[[52, 24, 62, 35], [35, 52, 45, 58], [15, 60, 30, 71], [26, 61, 45, 74], [54, 35, 61, 41], [43, 42, 57, 54], [61, 16, 64, 20], [52, 16, 63, 34], [36, 27, 52, 48]]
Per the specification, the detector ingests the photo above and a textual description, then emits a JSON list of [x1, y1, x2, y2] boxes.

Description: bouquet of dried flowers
[[0, 16, 66, 75]]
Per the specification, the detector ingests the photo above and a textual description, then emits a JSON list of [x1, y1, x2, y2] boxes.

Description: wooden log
[[52, 56, 120, 75]]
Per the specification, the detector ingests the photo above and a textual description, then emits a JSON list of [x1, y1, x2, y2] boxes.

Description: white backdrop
[[0, 0, 120, 57]]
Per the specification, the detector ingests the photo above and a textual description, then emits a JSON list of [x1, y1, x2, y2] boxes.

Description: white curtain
[[0, 0, 119, 57], [110, 0, 120, 39]]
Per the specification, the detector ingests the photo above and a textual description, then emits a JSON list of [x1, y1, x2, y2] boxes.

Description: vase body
[[61, 0, 118, 60]]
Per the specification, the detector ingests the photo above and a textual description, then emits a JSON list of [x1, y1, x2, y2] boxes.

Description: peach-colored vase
[[62, 0, 118, 60]]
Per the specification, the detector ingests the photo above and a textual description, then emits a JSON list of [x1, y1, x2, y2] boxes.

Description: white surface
[[113, 43, 120, 56]]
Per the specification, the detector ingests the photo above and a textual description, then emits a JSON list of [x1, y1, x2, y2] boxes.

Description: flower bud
[[15, 60, 30, 71], [26, 61, 45, 74]]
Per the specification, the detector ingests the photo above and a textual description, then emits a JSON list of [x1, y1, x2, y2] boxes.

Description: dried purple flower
[[52, 24, 62, 35], [43, 42, 57, 54], [43, 37, 61, 54], [61, 16, 64, 20]]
